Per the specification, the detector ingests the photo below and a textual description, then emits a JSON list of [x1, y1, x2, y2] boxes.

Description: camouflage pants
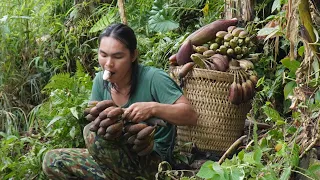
[[42, 123, 161, 180]]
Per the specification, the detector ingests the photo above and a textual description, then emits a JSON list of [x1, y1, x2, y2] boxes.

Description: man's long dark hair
[[99, 23, 139, 97]]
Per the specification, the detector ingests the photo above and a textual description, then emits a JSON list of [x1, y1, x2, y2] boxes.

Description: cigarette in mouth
[[103, 70, 111, 80]]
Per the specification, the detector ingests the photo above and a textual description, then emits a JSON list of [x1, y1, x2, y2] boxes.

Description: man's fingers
[[123, 108, 132, 119]]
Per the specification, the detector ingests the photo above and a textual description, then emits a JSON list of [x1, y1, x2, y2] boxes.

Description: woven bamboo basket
[[169, 66, 251, 155]]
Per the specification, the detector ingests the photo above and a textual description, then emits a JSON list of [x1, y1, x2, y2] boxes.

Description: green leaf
[[256, 76, 265, 88], [281, 57, 300, 73], [212, 162, 225, 179], [280, 167, 291, 180], [254, 147, 262, 163], [69, 126, 76, 139], [257, 27, 279, 36], [291, 144, 300, 166], [70, 107, 79, 119], [298, 46, 305, 56], [5, 135, 18, 144], [196, 161, 215, 179], [308, 164, 320, 173], [262, 105, 285, 123], [46, 116, 62, 128], [148, 0, 179, 33], [272, 0, 281, 12], [284, 81, 297, 99], [243, 152, 256, 164], [238, 150, 245, 161], [312, 58, 319, 82], [148, 11, 179, 33], [230, 168, 245, 180], [315, 90, 320, 103]]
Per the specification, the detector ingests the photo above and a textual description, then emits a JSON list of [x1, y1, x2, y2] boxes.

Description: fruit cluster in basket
[[169, 18, 260, 105]]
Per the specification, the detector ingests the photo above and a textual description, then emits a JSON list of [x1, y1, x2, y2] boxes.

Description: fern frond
[[43, 73, 73, 92], [89, 10, 117, 33], [75, 60, 85, 78]]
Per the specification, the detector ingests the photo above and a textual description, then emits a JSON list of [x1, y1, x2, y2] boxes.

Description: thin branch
[[218, 135, 247, 164]]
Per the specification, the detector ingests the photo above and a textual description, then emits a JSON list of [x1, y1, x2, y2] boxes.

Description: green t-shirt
[[90, 64, 183, 160]]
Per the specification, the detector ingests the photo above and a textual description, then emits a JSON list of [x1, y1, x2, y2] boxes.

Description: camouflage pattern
[[42, 123, 161, 180]]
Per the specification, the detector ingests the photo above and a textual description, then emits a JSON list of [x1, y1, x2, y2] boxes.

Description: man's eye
[[114, 56, 123, 59], [100, 53, 107, 57]]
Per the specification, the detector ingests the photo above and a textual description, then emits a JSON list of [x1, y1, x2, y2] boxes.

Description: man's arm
[[123, 95, 198, 126], [150, 95, 198, 126]]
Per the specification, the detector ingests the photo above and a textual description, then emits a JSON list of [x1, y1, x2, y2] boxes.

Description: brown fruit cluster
[[123, 123, 155, 156], [228, 60, 258, 105], [84, 100, 124, 140]]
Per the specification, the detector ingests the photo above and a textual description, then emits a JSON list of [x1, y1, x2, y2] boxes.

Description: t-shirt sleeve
[[150, 70, 183, 104], [90, 72, 104, 101]]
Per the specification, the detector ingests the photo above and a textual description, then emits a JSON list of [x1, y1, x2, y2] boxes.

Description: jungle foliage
[[0, 0, 320, 179]]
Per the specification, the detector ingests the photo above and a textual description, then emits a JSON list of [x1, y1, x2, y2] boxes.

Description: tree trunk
[[224, 0, 255, 22]]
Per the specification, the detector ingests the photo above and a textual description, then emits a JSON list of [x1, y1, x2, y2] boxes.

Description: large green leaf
[[197, 161, 215, 179], [148, 10, 179, 33], [281, 57, 300, 77], [148, 0, 179, 33], [230, 168, 245, 180]]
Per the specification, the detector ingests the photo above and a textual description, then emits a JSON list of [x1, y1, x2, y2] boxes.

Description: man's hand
[[122, 102, 157, 123]]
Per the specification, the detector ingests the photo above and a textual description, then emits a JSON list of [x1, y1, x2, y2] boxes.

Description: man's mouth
[[103, 70, 111, 80], [103, 70, 115, 80]]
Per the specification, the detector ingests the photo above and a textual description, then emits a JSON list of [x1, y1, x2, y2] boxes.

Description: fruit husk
[[185, 18, 238, 46], [210, 57, 228, 72], [169, 54, 178, 66], [211, 54, 229, 68], [190, 53, 206, 69], [178, 62, 195, 78], [176, 40, 194, 65]]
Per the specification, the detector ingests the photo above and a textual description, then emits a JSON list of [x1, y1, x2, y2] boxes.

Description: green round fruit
[[227, 48, 234, 56], [210, 43, 219, 51], [234, 46, 242, 55], [219, 45, 227, 55]]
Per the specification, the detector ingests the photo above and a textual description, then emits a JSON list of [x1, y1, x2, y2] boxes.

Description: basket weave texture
[[169, 66, 251, 155]]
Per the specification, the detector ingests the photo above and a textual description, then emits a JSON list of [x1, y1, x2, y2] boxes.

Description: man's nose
[[104, 58, 114, 68]]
